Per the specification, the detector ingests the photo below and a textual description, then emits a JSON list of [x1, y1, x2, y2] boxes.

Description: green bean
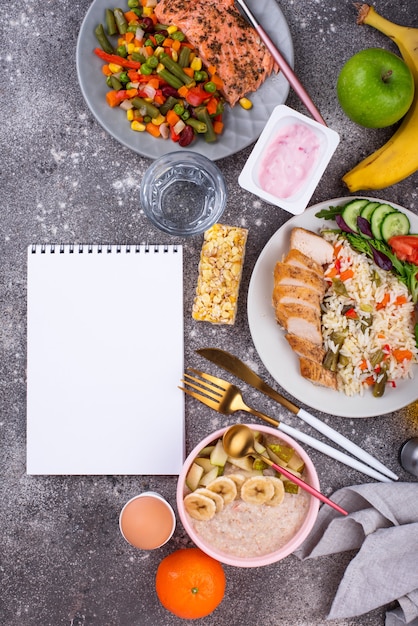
[[119, 72, 129, 84], [157, 68, 183, 90], [331, 278, 348, 297], [173, 103, 185, 116], [116, 45, 128, 58], [127, 0, 139, 6], [131, 97, 160, 119], [323, 331, 346, 372], [131, 51, 146, 63], [369, 349, 385, 367], [178, 46, 191, 68], [146, 55, 159, 69], [195, 106, 216, 142], [110, 75, 122, 90], [160, 53, 195, 86], [185, 118, 207, 133], [105, 9, 117, 36], [171, 31, 185, 41], [373, 370, 388, 397], [159, 95, 179, 115], [114, 8, 128, 34], [94, 23, 114, 54]]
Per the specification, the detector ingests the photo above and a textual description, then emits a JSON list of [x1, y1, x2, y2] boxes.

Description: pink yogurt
[[258, 122, 321, 198]]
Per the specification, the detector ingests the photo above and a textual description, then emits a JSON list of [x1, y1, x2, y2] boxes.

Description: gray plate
[[76, 0, 294, 161]]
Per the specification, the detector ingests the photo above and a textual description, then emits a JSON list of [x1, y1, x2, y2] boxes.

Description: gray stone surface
[[1, 1, 417, 625]]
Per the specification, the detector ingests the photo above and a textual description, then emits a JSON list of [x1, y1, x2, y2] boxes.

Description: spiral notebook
[[26, 243, 184, 476]]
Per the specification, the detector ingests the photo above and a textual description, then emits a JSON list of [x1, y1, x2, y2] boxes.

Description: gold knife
[[196, 347, 398, 481]]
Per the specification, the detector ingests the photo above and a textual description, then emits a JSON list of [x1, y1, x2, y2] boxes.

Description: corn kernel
[[127, 43, 135, 54], [108, 63, 123, 73], [154, 46, 164, 57], [156, 62, 165, 73], [239, 97, 253, 110], [126, 109, 134, 121], [171, 50, 178, 62], [131, 121, 146, 132], [190, 57, 202, 71], [166, 25, 178, 34], [151, 114, 165, 125], [142, 6, 153, 15]]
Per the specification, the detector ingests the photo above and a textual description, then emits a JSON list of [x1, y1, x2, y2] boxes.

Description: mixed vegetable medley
[[93, 0, 240, 146]]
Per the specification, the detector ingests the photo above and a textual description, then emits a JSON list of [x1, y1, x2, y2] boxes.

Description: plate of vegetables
[[247, 197, 418, 418], [76, 0, 294, 160]]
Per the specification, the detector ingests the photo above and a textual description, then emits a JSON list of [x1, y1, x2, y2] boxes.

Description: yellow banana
[[342, 4, 418, 192]]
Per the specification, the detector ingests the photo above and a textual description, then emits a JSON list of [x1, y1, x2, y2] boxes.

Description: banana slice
[[184, 492, 216, 521], [241, 475, 275, 504], [265, 476, 285, 507], [193, 487, 224, 513], [226, 473, 246, 497], [206, 476, 237, 505]]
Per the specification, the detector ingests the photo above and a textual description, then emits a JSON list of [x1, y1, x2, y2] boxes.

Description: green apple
[[337, 48, 415, 128]]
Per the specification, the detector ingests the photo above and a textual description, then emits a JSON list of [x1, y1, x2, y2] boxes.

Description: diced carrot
[[392, 349, 413, 362], [172, 39, 181, 52], [147, 77, 160, 90], [145, 121, 161, 137], [124, 31, 135, 44], [213, 120, 224, 134], [377, 333, 386, 339], [359, 359, 369, 371], [166, 109, 180, 126], [102, 64, 113, 76], [325, 266, 339, 279], [163, 37, 174, 47], [340, 269, 354, 282], [206, 97, 219, 115], [177, 85, 189, 98], [149, 12, 158, 24], [365, 376, 375, 386], [395, 295, 408, 306], [124, 11, 139, 22], [145, 45, 154, 57], [376, 293, 390, 310], [334, 243, 342, 257], [148, 34, 157, 46], [182, 67, 195, 78], [154, 92, 165, 105], [125, 88, 139, 98], [106, 91, 122, 107], [210, 74, 223, 89], [207, 65, 217, 75]]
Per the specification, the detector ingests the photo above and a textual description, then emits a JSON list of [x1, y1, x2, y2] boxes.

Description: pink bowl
[[176, 423, 320, 568]]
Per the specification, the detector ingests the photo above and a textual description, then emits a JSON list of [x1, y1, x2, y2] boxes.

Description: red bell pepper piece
[[185, 85, 210, 107], [94, 48, 142, 69]]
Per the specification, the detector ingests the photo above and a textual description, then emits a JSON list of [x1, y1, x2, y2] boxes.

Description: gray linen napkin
[[295, 483, 418, 623]]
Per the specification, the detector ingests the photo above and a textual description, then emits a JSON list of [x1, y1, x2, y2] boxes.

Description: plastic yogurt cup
[[238, 105, 340, 215]]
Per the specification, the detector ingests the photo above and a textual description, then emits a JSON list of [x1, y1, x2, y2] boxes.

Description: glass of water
[[140, 151, 227, 236]]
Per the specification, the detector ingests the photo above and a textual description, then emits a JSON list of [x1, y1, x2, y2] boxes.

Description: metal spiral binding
[[30, 244, 180, 253]]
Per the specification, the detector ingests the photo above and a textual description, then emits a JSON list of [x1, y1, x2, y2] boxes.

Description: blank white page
[[26, 244, 184, 475]]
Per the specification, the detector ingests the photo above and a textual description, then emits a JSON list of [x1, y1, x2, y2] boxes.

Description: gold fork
[[179, 368, 393, 483]]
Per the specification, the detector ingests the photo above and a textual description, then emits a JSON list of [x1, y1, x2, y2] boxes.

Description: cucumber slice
[[341, 199, 369, 232], [381, 211, 410, 242], [370, 204, 397, 240], [360, 201, 380, 222]]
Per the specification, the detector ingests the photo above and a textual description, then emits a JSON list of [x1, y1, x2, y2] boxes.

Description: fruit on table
[[337, 48, 414, 128], [342, 4, 418, 191], [155, 547, 226, 619]]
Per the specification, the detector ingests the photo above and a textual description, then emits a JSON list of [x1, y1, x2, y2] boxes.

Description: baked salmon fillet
[[154, 0, 277, 106]]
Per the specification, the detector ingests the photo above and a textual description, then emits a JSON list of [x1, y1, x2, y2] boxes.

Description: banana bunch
[[184, 474, 285, 521], [342, 4, 418, 191]]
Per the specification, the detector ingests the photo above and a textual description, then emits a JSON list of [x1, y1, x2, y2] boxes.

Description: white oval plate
[[76, 0, 294, 161], [247, 197, 418, 418]]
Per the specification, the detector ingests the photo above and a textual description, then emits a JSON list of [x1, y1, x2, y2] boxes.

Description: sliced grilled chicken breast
[[290, 227, 334, 265], [283, 248, 324, 278], [275, 303, 322, 345], [299, 357, 338, 389], [274, 262, 326, 297], [285, 334, 325, 364], [273, 284, 321, 312]]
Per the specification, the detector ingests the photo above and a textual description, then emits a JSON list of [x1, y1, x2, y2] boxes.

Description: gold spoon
[[222, 424, 348, 515]]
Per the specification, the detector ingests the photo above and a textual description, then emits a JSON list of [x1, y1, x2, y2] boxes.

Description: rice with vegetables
[[321, 232, 417, 397]]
